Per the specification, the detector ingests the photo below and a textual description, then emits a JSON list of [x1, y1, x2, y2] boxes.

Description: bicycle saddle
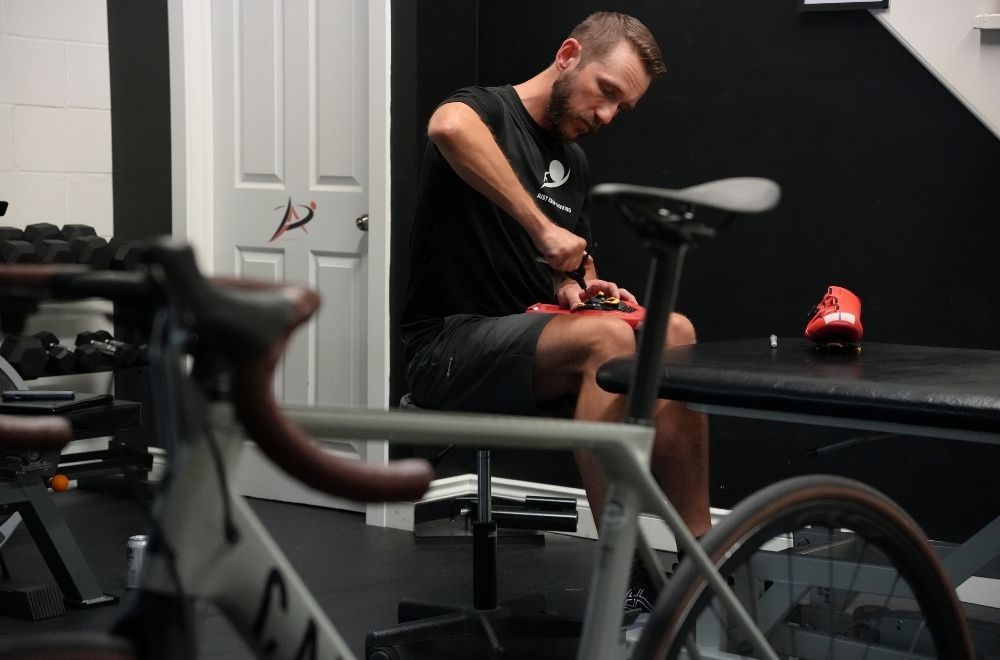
[[591, 177, 781, 215]]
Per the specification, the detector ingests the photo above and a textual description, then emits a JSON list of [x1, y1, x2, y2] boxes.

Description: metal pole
[[473, 448, 497, 610], [624, 239, 688, 424]]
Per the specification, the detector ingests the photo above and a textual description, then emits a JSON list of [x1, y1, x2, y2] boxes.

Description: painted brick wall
[[0, 0, 112, 234], [0, 0, 114, 448]]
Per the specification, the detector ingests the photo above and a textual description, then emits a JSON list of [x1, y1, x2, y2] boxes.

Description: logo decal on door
[[270, 198, 316, 242]]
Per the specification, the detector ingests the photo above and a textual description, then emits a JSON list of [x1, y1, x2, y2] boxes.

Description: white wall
[[0, 0, 113, 233], [0, 0, 114, 450], [875, 0, 1000, 140]]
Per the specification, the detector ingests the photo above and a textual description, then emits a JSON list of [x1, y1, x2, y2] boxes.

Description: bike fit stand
[[366, 399, 582, 660]]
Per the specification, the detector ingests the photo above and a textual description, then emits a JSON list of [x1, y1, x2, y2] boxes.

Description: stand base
[[65, 592, 118, 609], [0, 584, 65, 620], [365, 594, 581, 660]]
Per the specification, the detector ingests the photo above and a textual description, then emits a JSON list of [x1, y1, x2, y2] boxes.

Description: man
[[401, 12, 709, 610]]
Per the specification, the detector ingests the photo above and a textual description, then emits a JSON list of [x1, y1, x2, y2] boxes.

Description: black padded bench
[[597, 337, 1000, 591]]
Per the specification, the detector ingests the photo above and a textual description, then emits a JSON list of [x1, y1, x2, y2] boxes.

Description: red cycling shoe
[[527, 293, 645, 328], [804, 285, 863, 346]]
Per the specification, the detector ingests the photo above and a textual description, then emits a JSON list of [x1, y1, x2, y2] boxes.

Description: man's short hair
[[569, 12, 666, 77]]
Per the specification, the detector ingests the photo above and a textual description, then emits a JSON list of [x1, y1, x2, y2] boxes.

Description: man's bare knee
[[561, 316, 637, 376], [666, 312, 697, 346], [588, 317, 637, 362], [536, 315, 637, 386]]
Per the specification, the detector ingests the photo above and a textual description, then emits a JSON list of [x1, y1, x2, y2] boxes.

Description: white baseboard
[[411, 473, 739, 554]]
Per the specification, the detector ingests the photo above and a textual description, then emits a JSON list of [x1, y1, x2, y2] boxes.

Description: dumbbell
[[23, 222, 73, 264], [75, 330, 138, 371], [0, 227, 37, 263], [0, 335, 46, 380], [91, 331, 140, 365], [61, 225, 113, 270], [108, 237, 143, 271], [33, 331, 75, 375], [19, 223, 112, 268], [36, 239, 73, 263], [23, 222, 61, 246]]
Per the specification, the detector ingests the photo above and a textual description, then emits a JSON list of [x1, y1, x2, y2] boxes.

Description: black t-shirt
[[401, 85, 592, 359]]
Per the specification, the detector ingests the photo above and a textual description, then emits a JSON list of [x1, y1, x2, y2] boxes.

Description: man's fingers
[[587, 280, 620, 299]]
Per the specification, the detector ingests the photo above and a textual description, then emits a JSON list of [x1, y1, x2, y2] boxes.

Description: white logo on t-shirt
[[541, 160, 571, 189]]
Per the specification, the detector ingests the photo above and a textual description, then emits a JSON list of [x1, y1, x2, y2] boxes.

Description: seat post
[[476, 448, 491, 523], [625, 234, 690, 426], [472, 447, 498, 610]]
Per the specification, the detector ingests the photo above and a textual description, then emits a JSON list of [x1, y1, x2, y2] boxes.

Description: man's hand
[[535, 223, 587, 273], [556, 277, 638, 310]]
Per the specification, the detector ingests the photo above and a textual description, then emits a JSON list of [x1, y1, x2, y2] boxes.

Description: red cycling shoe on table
[[805, 285, 863, 347]]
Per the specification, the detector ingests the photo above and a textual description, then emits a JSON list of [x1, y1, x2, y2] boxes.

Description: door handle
[[355, 214, 369, 232]]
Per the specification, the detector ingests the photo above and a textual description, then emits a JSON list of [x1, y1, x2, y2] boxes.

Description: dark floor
[[0, 487, 603, 658]]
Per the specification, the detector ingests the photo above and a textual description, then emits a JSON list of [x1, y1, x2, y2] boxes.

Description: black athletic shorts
[[405, 313, 558, 415]]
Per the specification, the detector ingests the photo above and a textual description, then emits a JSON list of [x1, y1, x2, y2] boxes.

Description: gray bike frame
[[133, 178, 786, 660], [135, 401, 776, 660]]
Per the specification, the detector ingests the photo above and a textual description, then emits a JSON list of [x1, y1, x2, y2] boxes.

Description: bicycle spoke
[[826, 525, 834, 660]]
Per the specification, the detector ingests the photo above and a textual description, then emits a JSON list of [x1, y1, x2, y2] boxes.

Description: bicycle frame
[[198, 404, 655, 659], [5, 180, 968, 660], [144, 311, 662, 659], [137, 309, 771, 660], [136, 257, 775, 660], [0, 179, 784, 660], [144, 305, 663, 659], [175, 394, 773, 660], [130, 183, 782, 660], [276, 218, 775, 660]]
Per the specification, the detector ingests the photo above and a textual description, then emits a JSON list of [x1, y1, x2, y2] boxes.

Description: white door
[[207, 0, 392, 514]]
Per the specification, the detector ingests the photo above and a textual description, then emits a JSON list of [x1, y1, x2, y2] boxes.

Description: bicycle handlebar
[[219, 278, 433, 502], [0, 243, 433, 503]]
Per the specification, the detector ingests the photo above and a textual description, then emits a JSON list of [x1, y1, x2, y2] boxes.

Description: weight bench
[[0, 359, 143, 614]]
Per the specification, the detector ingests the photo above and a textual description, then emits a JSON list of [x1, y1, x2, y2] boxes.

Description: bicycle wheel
[[635, 475, 974, 659]]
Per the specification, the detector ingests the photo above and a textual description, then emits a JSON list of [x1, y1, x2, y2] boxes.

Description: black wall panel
[[107, 0, 172, 240], [392, 1, 1000, 542], [390, 0, 479, 409], [107, 0, 171, 451]]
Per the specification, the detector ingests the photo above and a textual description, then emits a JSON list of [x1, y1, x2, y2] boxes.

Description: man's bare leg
[[648, 314, 710, 536], [533, 313, 710, 536]]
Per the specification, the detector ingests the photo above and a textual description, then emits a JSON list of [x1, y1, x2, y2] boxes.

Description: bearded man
[[401, 11, 709, 610]]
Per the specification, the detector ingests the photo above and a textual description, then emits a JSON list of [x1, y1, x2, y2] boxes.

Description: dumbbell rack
[[0, 221, 152, 488], [0, 326, 153, 492]]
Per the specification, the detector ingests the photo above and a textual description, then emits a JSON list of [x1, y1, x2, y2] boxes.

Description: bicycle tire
[[634, 475, 974, 659]]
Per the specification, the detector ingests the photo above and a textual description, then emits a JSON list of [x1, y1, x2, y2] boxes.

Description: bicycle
[[0, 177, 974, 659]]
